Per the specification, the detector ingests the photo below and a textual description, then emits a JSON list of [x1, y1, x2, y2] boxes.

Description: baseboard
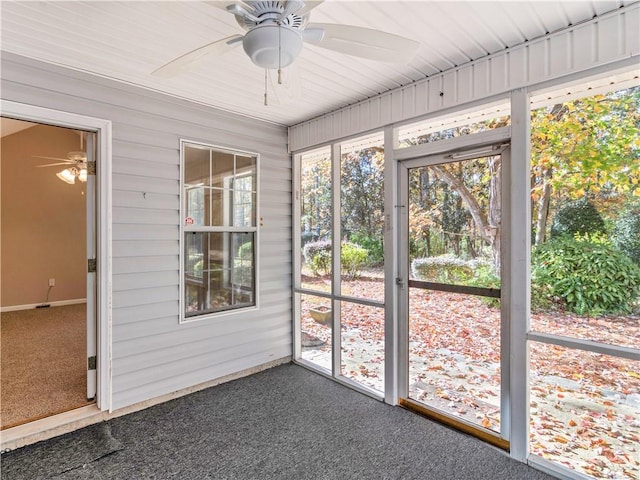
[[0, 356, 291, 452], [1, 298, 86, 313]]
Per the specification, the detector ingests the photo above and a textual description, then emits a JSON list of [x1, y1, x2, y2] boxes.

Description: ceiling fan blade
[[297, 1, 324, 17], [152, 35, 243, 78], [36, 162, 75, 167], [206, 1, 252, 11], [306, 23, 419, 64], [33, 155, 75, 163]]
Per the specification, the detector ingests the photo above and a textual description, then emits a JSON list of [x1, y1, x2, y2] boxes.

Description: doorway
[[0, 118, 97, 429], [398, 144, 509, 449]]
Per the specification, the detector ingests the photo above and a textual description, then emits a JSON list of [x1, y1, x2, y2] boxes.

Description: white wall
[[1, 52, 292, 410]]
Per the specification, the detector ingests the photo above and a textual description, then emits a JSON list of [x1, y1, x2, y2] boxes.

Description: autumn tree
[[531, 86, 640, 244]]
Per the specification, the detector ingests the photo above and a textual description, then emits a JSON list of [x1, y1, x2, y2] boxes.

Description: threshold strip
[[399, 397, 510, 451]]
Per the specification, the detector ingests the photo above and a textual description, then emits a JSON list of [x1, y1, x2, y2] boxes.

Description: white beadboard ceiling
[[0, 1, 632, 126]]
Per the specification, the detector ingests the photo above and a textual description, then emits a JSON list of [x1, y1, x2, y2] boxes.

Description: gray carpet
[[1, 364, 555, 480]]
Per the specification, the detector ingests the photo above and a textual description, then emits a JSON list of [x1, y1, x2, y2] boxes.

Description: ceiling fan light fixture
[[78, 168, 88, 183], [56, 168, 76, 184], [242, 24, 302, 69]]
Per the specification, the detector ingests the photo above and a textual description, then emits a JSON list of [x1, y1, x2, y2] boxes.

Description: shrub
[[467, 260, 501, 307], [350, 233, 383, 266], [612, 201, 640, 265], [411, 254, 475, 283], [302, 240, 369, 278], [341, 242, 369, 278], [532, 235, 640, 315], [303, 240, 332, 275], [550, 198, 606, 239]]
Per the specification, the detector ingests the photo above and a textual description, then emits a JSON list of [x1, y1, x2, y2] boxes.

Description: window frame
[[179, 139, 259, 323]]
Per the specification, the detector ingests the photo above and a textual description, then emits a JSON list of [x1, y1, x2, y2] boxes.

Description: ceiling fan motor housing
[[243, 24, 303, 69]]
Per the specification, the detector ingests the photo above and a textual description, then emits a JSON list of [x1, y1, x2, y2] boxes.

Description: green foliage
[[467, 261, 501, 307], [612, 201, 640, 265], [340, 146, 385, 240], [302, 240, 369, 278], [549, 198, 606, 239], [237, 241, 253, 260], [532, 235, 640, 315], [341, 242, 369, 279], [411, 255, 475, 283], [349, 233, 383, 267], [303, 240, 332, 276]]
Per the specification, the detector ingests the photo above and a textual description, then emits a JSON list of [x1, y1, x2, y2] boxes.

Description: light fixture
[[242, 24, 303, 69], [56, 166, 87, 184], [56, 168, 77, 184]]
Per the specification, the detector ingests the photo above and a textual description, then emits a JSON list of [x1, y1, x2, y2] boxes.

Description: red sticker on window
[[185, 217, 194, 225]]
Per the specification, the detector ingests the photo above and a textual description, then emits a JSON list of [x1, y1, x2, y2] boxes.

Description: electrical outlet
[[48, 278, 56, 287]]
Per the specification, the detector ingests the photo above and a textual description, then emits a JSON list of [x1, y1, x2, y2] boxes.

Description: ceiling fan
[[36, 133, 88, 184], [152, 0, 420, 84]]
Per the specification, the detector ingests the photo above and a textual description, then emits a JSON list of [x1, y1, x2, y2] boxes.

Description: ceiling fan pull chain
[[264, 69, 268, 106], [278, 21, 283, 85]]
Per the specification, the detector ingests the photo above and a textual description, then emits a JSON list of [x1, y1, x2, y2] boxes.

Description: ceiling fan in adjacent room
[[37, 151, 87, 184], [152, 0, 420, 101], [35, 132, 88, 184]]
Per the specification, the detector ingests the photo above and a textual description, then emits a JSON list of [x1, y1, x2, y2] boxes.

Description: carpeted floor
[[0, 304, 92, 429], [1, 364, 555, 480]]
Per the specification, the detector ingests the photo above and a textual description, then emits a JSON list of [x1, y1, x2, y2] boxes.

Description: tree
[[301, 156, 332, 244], [340, 146, 385, 240], [531, 86, 640, 244]]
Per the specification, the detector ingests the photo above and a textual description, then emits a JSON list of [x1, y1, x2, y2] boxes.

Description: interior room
[[1, 2, 638, 480], [1, 121, 92, 428]]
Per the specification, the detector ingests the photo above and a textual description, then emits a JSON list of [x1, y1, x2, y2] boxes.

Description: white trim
[[507, 88, 531, 462], [0, 298, 87, 313], [383, 125, 398, 405], [527, 455, 595, 480], [0, 99, 113, 414], [528, 332, 640, 361]]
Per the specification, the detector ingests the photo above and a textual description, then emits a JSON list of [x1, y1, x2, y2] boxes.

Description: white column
[[507, 88, 531, 461]]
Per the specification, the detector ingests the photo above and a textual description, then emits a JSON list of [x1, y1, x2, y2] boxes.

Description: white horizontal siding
[[289, 3, 640, 151], [1, 52, 291, 411]]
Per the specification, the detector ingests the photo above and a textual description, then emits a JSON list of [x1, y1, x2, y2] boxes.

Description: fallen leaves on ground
[[299, 276, 639, 480]]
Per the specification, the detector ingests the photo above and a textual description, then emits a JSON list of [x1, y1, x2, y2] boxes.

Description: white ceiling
[[0, 1, 632, 126]]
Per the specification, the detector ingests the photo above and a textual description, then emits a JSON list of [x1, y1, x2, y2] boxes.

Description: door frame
[[396, 127, 512, 448], [1, 99, 113, 412]]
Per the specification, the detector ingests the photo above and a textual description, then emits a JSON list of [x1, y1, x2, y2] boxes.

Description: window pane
[[300, 148, 332, 291], [340, 302, 384, 393], [184, 145, 210, 185], [340, 133, 384, 302], [408, 289, 501, 433], [530, 343, 639, 479], [211, 151, 235, 189], [185, 186, 206, 226], [236, 155, 257, 189], [299, 293, 332, 372], [530, 86, 640, 349], [185, 232, 255, 317], [408, 158, 502, 290]]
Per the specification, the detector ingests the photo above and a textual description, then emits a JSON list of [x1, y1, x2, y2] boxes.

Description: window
[[295, 133, 386, 395], [181, 141, 258, 320]]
